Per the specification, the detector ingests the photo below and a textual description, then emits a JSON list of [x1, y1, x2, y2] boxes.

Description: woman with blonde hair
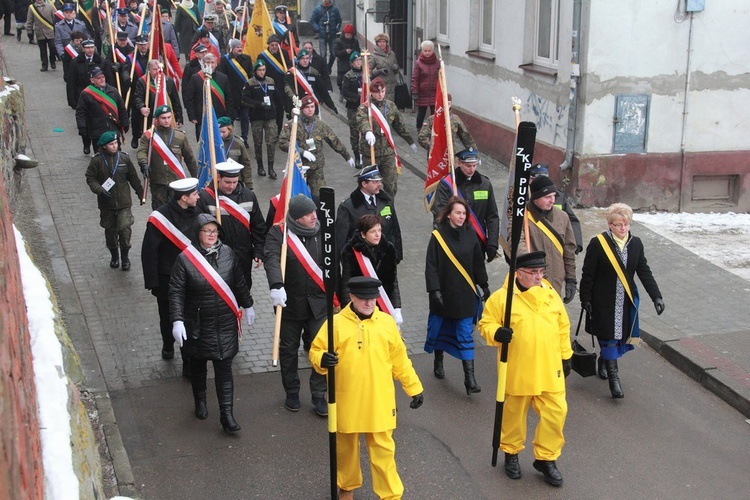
[[579, 203, 665, 398]]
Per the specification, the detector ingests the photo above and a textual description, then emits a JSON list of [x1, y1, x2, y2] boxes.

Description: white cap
[[169, 177, 199, 193], [215, 158, 244, 177]]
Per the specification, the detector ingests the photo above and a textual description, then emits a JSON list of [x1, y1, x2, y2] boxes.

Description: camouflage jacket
[[355, 98, 414, 157]]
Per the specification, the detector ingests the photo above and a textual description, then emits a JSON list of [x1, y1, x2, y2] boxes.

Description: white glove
[[393, 308, 403, 326], [172, 321, 187, 347], [302, 150, 316, 162], [347, 158, 356, 168], [245, 306, 255, 327], [365, 131, 376, 146], [410, 143, 418, 153], [270, 287, 287, 307], [291, 107, 300, 116]]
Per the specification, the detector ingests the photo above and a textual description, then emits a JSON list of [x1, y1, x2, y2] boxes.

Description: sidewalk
[[4, 36, 750, 498]]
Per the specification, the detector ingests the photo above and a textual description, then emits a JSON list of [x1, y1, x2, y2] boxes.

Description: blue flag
[[272, 145, 313, 224], [197, 99, 226, 189]]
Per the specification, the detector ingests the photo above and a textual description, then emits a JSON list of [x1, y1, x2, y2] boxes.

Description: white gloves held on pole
[[365, 131, 376, 146], [270, 287, 287, 307], [393, 308, 403, 327], [172, 320, 187, 347], [347, 158, 356, 168], [302, 150, 316, 162], [410, 143, 418, 153]]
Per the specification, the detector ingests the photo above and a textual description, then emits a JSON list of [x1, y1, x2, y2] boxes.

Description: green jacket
[[136, 125, 198, 185], [223, 135, 254, 189], [85, 151, 143, 210]]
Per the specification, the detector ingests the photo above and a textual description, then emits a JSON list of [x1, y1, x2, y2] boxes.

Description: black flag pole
[[491, 121, 537, 467], [319, 186, 338, 500]]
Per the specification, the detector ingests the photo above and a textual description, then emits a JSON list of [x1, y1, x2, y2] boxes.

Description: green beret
[[297, 48, 309, 58], [254, 59, 265, 70], [97, 131, 118, 147], [217, 116, 232, 127], [349, 51, 361, 62], [154, 105, 172, 117]]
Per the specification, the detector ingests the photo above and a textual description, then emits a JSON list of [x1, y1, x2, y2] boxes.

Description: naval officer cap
[[62, 3, 75, 11], [135, 35, 149, 44], [348, 276, 382, 299], [516, 251, 547, 269], [456, 147, 479, 163], [82, 39, 96, 48], [355, 165, 382, 182], [215, 158, 244, 177], [169, 178, 199, 194]]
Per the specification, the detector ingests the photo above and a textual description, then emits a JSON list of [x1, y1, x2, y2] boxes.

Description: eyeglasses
[[609, 222, 630, 229], [517, 268, 545, 277], [200, 229, 219, 236]]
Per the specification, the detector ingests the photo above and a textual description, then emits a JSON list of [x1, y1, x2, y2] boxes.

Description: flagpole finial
[[512, 97, 522, 112]]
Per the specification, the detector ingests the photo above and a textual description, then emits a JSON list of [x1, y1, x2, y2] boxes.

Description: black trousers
[[190, 357, 234, 401], [37, 38, 57, 68], [279, 314, 327, 400], [416, 105, 435, 131]]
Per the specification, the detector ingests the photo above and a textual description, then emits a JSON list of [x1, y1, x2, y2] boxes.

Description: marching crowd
[[10, 0, 668, 497]]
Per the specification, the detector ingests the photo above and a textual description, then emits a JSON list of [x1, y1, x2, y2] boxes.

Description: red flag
[[360, 74, 369, 105], [424, 77, 449, 210], [118, 0, 126, 9]]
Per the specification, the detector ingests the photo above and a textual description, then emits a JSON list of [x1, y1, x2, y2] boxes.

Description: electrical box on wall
[[686, 0, 705, 12]]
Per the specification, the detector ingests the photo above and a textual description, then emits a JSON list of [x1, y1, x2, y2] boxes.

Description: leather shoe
[[161, 349, 174, 360], [284, 393, 300, 412], [83, 145, 91, 155], [313, 397, 328, 417], [131, 137, 138, 149], [504, 453, 521, 479], [50, 61, 56, 69], [533, 459, 563, 486]]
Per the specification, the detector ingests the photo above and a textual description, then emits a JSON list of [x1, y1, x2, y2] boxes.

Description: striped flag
[[272, 146, 312, 225], [197, 99, 226, 189], [424, 77, 449, 210]]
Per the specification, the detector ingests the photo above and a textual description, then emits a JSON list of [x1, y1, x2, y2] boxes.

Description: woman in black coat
[[169, 214, 254, 433], [424, 197, 489, 395], [579, 203, 665, 398], [340, 214, 402, 324]]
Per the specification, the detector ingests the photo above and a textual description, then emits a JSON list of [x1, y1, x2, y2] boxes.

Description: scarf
[[610, 231, 628, 251], [419, 52, 438, 64], [286, 216, 320, 237], [181, 0, 194, 8], [200, 241, 222, 258]]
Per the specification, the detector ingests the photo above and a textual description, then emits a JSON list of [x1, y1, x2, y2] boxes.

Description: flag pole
[[205, 71, 222, 224], [437, 46, 457, 196], [142, 0, 158, 134], [271, 98, 301, 366], [125, 3, 149, 109], [361, 50, 376, 165], [103, 0, 122, 97]]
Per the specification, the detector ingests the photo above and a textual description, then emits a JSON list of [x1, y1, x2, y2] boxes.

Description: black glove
[[112, 62, 121, 71], [562, 358, 572, 378], [486, 245, 498, 263], [481, 285, 491, 302], [139, 162, 150, 176], [99, 189, 112, 198], [563, 279, 577, 304], [381, 68, 389, 75], [409, 393, 423, 409], [428, 290, 443, 310], [321, 351, 338, 368], [494, 326, 513, 344], [582, 301, 592, 317], [654, 298, 665, 315]]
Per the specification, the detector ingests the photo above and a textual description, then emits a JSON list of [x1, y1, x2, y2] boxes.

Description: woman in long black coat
[[340, 214, 401, 324], [424, 197, 489, 395], [169, 214, 254, 433], [579, 203, 665, 398]]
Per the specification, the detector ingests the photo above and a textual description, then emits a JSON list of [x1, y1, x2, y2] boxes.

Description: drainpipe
[[678, 12, 694, 212], [560, 0, 581, 172]]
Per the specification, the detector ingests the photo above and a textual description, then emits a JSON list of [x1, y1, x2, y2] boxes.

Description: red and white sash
[[293, 68, 319, 106], [148, 211, 243, 330], [204, 187, 250, 231], [370, 103, 401, 168], [352, 249, 395, 316], [65, 43, 78, 59], [114, 47, 127, 64], [144, 129, 187, 178], [287, 230, 339, 307]]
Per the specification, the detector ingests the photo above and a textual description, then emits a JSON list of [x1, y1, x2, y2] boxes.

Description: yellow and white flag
[[243, 1, 275, 61]]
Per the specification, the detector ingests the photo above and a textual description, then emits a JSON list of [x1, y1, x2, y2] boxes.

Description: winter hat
[[343, 24, 355, 34], [530, 175, 556, 200], [267, 34, 281, 45], [97, 131, 118, 147], [288, 194, 317, 220], [374, 33, 389, 44], [227, 38, 242, 50]]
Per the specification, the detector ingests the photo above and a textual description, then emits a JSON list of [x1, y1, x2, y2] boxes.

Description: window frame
[[533, 0, 560, 69]]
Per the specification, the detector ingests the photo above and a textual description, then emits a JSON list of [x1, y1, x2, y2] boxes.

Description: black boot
[[191, 368, 208, 420], [462, 359, 481, 395], [605, 360, 624, 398], [109, 248, 120, 268], [433, 350, 445, 379], [120, 248, 131, 271], [257, 159, 266, 177], [533, 459, 563, 486], [504, 453, 522, 479], [267, 163, 277, 180], [597, 356, 607, 380], [217, 380, 241, 433], [28, 34, 34, 44], [181, 350, 191, 378], [16, 28, 22, 42]]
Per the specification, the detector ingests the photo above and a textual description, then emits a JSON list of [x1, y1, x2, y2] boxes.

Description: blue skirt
[[598, 339, 635, 360], [424, 314, 475, 360]]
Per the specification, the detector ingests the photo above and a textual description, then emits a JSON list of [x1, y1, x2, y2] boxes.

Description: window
[[438, 0, 449, 39], [534, 0, 560, 68], [480, 0, 494, 48]]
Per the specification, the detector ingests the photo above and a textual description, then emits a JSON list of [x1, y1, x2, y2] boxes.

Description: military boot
[[109, 248, 120, 268], [16, 27, 22, 42], [257, 159, 266, 177], [120, 248, 131, 271], [267, 162, 277, 180]]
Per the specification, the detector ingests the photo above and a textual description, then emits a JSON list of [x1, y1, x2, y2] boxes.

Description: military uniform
[[53, 16, 89, 67], [243, 72, 281, 176], [84, 144, 143, 260], [221, 134, 254, 189], [418, 113, 475, 152], [278, 113, 351, 196], [336, 187, 402, 261], [340, 65, 363, 163], [356, 98, 414, 198], [256, 45, 292, 131], [136, 125, 199, 209], [283, 63, 338, 114]]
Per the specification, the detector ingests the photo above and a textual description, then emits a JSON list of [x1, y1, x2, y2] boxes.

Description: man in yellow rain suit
[[478, 251, 573, 487], [310, 276, 424, 500]]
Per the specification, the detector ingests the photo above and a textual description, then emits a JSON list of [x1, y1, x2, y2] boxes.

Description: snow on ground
[[633, 212, 750, 282], [14, 226, 79, 500]]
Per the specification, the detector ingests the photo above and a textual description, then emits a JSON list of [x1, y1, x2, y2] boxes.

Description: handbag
[[394, 72, 412, 110], [571, 309, 597, 377]]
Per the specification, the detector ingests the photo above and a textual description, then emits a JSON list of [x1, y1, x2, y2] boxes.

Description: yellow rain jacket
[[310, 305, 423, 433], [478, 277, 573, 395]]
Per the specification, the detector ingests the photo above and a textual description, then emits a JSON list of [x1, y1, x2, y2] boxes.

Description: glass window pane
[[537, 0, 552, 59], [482, 0, 493, 46], [439, 0, 448, 35]]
